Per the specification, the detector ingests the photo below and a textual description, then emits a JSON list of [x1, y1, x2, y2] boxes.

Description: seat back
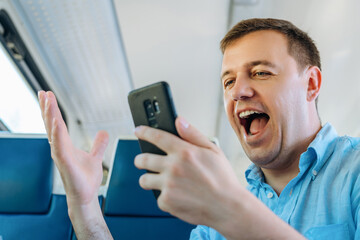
[[0, 134, 53, 213], [103, 138, 195, 239], [105, 138, 167, 216], [0, 134, 73, 240]]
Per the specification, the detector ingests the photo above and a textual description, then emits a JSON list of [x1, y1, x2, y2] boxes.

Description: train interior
[[0, 0, 359, 239]]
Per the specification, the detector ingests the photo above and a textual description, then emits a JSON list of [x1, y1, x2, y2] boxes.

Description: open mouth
[[239, 110, 270, 136]]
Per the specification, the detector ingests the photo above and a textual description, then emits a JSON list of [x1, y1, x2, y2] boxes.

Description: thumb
[[175, 116, 214, 149], [90, 130, 109, 159]]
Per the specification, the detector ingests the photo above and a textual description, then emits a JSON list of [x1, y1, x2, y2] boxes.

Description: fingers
[[134, 153, 166, 173], [50, 114, 74, 163], [139, 173, 163, 190], [38, 90, 48, 137], [134, 116, 216, 155], [38, 90, 46, 120], [38, 91, 74, 165], [90, 130, 109, 159], [175, 116, 215, 149], [38, 91, 65, 142], [134, 125, 183, 153]]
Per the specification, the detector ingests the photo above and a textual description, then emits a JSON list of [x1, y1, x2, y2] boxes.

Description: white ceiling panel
[[10, 0, 134, 165]]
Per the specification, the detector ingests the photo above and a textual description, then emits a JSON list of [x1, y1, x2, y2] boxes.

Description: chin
[[242, 143, 282, 169]]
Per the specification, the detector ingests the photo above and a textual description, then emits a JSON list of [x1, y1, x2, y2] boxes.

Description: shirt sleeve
[[352, 164, 360, 239], [354, 207, 360, 240], [189, 225, 227, 240], [189, 225, 210, 240]]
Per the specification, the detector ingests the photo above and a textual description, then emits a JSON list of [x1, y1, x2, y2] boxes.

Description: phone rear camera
[[144, 100, 155, 118], [153, 100, 160, 113]]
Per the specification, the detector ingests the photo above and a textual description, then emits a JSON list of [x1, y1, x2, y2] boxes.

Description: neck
[[261, 158, 300, 196], [262, 122, 322, 195]]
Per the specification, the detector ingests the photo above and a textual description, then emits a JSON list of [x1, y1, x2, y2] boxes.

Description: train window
[[0, 9, 67, 133], [0, 43, 45, 133]]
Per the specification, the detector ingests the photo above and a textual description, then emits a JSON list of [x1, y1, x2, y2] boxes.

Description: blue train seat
[[0, 134, 73, 240], [104, 138, 195, 239]]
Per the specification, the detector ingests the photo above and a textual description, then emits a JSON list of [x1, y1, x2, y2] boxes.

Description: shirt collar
[[305, 123, 338, 177], [245, 164, 263, 187], [245, 123, 338, 185]]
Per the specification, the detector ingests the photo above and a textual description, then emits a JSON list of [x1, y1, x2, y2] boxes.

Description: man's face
[[221, 30, 310, 169]]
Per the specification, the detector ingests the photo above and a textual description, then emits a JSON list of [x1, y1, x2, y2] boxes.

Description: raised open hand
[[38, 91, 109, 206], [38, 91, 112, 239]]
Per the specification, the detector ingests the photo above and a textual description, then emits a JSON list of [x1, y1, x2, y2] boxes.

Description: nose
[[230, 74, 255, 101]]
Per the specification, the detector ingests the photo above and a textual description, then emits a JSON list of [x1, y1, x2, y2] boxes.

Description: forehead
[[221, 30, 291, 70]]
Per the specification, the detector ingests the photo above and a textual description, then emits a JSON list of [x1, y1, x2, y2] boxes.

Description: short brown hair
[[220, 18, 321, 71]]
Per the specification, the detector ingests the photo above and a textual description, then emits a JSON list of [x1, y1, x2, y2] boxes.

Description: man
[[38, 18, 360, 239]]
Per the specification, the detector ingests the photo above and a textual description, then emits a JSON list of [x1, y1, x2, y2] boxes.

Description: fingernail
[[178, 116, 189, 129], [38, 90, 44, 99], [134, 126, 141, 133], [134, 155, 140, 167]]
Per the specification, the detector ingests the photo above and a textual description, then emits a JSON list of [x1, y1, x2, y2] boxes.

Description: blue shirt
[[190, 123, 360, 239]]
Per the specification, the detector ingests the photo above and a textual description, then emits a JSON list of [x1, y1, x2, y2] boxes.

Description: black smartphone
[[128, 81, 179, 199]]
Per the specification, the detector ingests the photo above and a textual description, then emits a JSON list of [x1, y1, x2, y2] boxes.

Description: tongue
[[249, 116, 268, 135]]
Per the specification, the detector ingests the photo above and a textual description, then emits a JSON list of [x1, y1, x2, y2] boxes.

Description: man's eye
[[224, 80, 234, 89], [255, 72, 268, 76], [256, 72, 266, 75], [253, 71, 271, 79]]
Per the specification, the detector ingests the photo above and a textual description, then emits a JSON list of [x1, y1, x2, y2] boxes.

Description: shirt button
[[312, 170, 318, 176], [267, 192, 274, 199]]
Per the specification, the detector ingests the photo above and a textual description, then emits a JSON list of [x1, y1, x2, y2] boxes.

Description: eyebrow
[[221, 60, 277, 81], [246, 60, 277, 68]]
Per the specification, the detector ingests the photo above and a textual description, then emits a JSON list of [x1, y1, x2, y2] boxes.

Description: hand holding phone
[[128, 81, 178, 198]]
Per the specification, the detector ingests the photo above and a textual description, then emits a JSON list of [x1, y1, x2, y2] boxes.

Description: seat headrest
[[104, 139, 169, 217], [0, 135, 53, 213]]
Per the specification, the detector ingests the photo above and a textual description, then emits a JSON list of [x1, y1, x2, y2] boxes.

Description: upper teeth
[[239, 110, 261, 119]]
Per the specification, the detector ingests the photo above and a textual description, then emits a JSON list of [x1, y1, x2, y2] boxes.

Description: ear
[[306, 66, 322, 102]]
